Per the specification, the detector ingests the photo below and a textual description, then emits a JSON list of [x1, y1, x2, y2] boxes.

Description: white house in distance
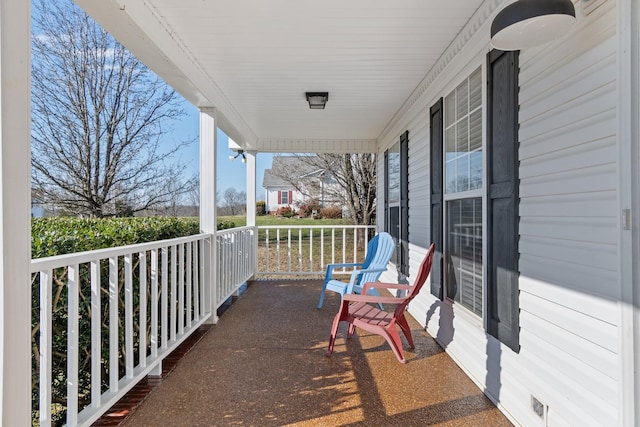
[[2, 0, 640, 426], [262, 156, 338, 214], [262, 158, 304, 214]]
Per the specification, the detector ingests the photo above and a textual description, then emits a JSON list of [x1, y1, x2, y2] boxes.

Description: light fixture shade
[[491, 0, 576, 51], [305, 92, 329, 109]]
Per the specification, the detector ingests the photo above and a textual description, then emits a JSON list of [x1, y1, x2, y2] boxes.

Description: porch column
[[200, 109, 218, 324], [0, 0, 32, 424], [619, 0, 639, 424], [245, 151, 258, 276]]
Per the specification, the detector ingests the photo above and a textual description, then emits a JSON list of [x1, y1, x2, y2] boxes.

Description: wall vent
[[531, 396, 545, 418]]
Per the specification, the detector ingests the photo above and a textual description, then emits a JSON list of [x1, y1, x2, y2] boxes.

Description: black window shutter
[[429, 99, 443, 299], [487, 49, 520, 352], [399, 131, 409, 276], [384, 150, 389, 233]]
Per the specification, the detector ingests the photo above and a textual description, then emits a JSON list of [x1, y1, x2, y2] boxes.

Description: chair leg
[[347, 322, 356, 338], [317, 281, 329, 309], [326, 312, 342, 356], [384, 328, 406, 363], [396, 315, 414, 348]]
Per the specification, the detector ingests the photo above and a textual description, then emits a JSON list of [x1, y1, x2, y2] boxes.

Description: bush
[[296, 198, 322, 218], [320, 206, 342, 219], [32, 217, 201, 258], [276, 206, 296, 218], [256, 201, 267, 216]]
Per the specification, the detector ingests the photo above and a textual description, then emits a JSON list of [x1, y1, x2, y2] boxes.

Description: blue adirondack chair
[[317, 232, 395, 309]]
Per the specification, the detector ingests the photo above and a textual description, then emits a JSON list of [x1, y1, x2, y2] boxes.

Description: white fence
[[215, 226, 257, 307], [31, 234, 212, 427], [258, 225, 376, 277], [30, 224, 367, 426]]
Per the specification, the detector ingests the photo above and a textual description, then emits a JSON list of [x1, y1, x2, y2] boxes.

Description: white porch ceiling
[[75, 0, 486, 150]]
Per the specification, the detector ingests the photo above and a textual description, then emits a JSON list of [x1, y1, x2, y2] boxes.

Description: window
[[443, 67, 483, 316], [385, 131, 409, 275], [278, 191, 292, 205]]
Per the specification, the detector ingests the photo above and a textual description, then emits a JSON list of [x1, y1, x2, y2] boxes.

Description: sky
[[164, 100, 274, 201]]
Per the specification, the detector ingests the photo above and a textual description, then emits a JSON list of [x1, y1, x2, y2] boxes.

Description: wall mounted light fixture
[[491, 0, 576, 51], [305, 92, 329, 109], [229, 149, 247, 163]]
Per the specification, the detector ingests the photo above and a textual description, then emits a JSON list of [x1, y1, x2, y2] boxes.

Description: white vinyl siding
[[378, 1, 621, 426]]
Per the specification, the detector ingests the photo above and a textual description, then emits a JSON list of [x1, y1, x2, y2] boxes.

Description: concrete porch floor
[[122, 280, 513, 427]]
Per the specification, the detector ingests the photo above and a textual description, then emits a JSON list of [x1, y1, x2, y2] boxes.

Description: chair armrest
[[342, 294, 405, 305], [324, 262, 363, 282], [361, 282, 412, 294]]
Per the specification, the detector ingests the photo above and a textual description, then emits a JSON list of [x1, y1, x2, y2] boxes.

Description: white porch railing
[[31, 233, 212, 427], [257, 225, 376, 277], [215, 226, 257, 307]]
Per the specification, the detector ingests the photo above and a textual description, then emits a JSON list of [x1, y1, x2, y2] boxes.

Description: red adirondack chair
[[326, 243, 435, 363]]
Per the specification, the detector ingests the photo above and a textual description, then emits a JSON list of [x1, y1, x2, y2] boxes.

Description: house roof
[[75, 0, 492, 153], [262, 156, 331, 189], [262, 169, 290, 189]]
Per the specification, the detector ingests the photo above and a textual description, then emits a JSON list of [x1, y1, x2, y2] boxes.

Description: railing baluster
[[331, 228, 336, 265], [194, 241, 200, 321], [353, 228, 357, 264], [90, 260, 101, 409], [170, 245, 177, 342], [309, 228, 313, 274], [178, 243, 185, 335], [39, 269, 52, 427], [124, 254, 134, 378], [298, 228, 302, 272], [139, 251, 147, 368], [265, 229, 270, 272], [186, 242, 192, 328], [151, 249, 158, 358], [321, 228, 325, 270], [276, 229, 280, 273], [161, 247, 169, 350], [67, 264, 79, 427], [287, 229, 292, 273], [109, 257, 119, 392], [342, 227, 347, 265]]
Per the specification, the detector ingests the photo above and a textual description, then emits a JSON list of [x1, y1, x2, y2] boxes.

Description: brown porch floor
[[122, 280, 512, 427]]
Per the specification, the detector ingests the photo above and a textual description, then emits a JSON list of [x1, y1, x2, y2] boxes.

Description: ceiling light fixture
[[229, 149, 247, 163], [490, 0, 576, 51], [305, 92, 329, 109]]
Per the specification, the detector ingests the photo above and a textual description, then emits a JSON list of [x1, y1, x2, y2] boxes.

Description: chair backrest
[[357, 232, 395, 286], [394, 243, 435, 316], [361, 233, 380, 268]]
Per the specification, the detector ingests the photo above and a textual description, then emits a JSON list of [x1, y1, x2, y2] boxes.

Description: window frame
[[441, 63, 488, 321]]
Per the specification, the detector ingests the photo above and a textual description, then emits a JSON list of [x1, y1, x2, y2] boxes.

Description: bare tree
[[222, 188, 246, 216], [31, 0, 192, 217], [271, 154, 377, 225]]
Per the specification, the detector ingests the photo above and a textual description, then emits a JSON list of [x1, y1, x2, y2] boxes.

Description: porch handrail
[[31, 233, 213, 427], [258, 225, 376, 277]]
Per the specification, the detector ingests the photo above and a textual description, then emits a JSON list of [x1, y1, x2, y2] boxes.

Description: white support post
[[200, 109, 218, 323], [246, 151, 258, 279], [0, 0, 32, 424], [618, 0, 639, 425]]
